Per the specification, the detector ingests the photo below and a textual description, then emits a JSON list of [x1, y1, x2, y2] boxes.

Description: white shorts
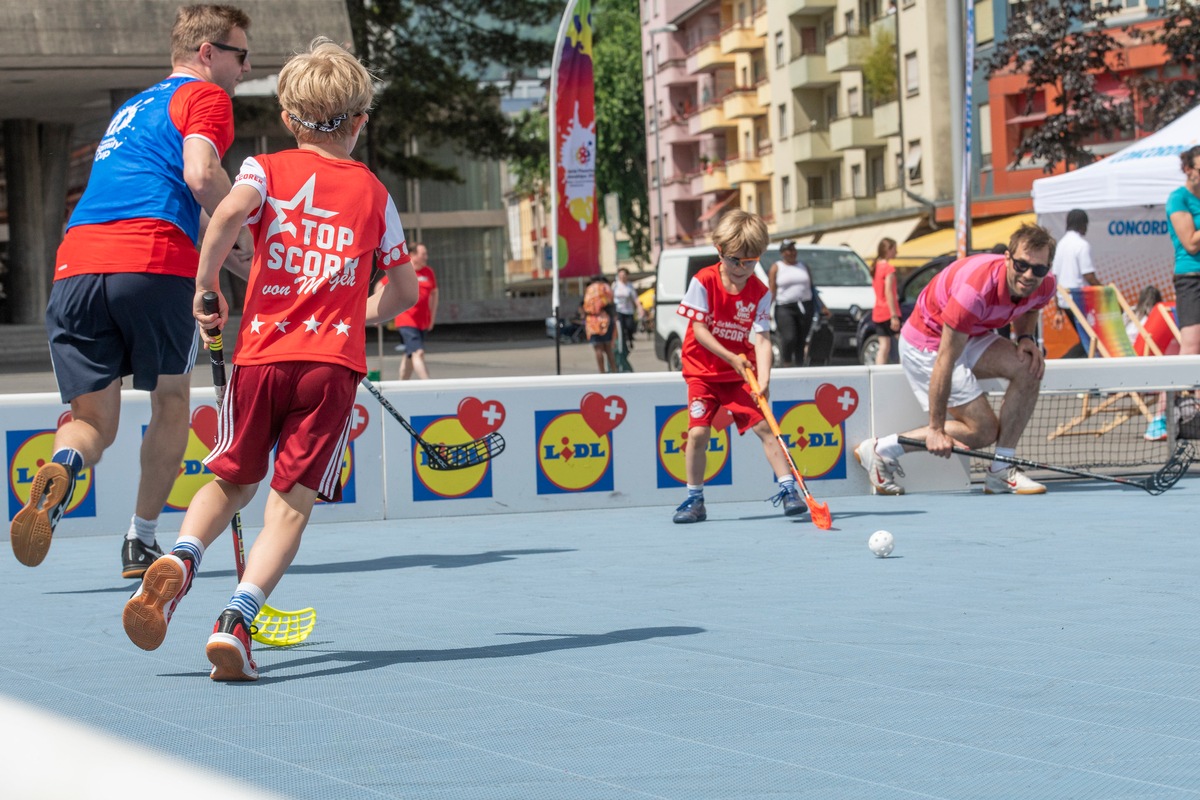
[[899, 332, 1004, 412]]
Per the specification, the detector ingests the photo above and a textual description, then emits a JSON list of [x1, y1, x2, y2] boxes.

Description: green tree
[[345, 0, 559, 181], [863, 28, 897, 105], [985, 0, 1133, 171]]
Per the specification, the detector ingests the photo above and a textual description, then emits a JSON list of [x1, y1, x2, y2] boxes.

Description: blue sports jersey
[[67, 76, 203, 244]]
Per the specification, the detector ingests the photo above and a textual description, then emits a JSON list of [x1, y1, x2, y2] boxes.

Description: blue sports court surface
[[4, 477, 1200, 799]]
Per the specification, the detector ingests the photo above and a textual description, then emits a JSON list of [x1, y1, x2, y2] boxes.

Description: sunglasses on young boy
[[1010, 256, 1050, 278], [721, 253, 760, 268]]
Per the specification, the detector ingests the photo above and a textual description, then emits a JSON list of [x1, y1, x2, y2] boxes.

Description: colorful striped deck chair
[[1049, 285, 1156, 440]]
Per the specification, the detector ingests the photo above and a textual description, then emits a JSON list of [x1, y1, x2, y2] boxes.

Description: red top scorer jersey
[[233, 150, 409, 373], [678, 264, 773, 382]]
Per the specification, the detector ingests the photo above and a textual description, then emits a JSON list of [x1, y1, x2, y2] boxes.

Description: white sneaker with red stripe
[[123, 554, 194, 651], [984, 465, 1046, 495], [854, 438, 905, 495], [207, 608, 259, 681]]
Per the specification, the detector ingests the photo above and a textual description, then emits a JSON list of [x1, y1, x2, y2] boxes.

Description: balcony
[[720, 23, 762, 54], [833, 195, 877, 218], [688, 38, 736, 73], [726, 156, 764, 185], [689, 103, 736, 135], [756, 79, 771, 107], [722, 88, 764, 120], [873, 185, 905, 212], [659, 116, 698, 146], [791, 202, 834, 228], [829, 114, 880, 151], [758, 147, 774, 177], [658, 58, 696, 88], [700, 164, 731, 194], [789, 126, 837, 162], [872, 100, 900, 138], [753, 6, 768, 37], [788, 0, 837, 17], [786, 51, 835, 88], [826, 32, 871, 72], [661, 175, 696, 205]]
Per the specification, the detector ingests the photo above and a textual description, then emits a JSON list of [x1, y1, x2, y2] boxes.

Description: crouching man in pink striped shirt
[[855, 223, 1057, 496]]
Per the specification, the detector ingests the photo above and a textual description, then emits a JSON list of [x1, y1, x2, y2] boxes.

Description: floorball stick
[[201, 292, 315, 646], [743, 368, 833, 529]]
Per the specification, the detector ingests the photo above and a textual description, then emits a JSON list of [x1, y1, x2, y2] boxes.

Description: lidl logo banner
[[655, 405, 732, 488], [8, 429, 96, 521], [769, 383, 860, 480], [535, 392, 626, 495], [411, 401, 502, 501]]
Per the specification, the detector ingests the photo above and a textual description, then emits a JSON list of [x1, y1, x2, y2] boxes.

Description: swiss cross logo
[[348, 404, 370, 441]]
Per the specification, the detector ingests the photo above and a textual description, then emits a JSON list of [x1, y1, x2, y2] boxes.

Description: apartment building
[[642, 0, 952, 261]]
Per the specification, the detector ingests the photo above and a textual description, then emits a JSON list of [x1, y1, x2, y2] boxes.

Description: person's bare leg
[[1181, 322, 1200, 356], [56, 380, 122, 465], [684, 427, 710, 486], [971, 338, 1042, 449], [875, 335, 892, 366], [241, 483, 318, 596], [399, 355, 413, 380], [176, 478, 258, 550], [408, 349, 430, 379], [898, 394, 998, 451], [134, 373, 192, 522], [593, 345, 606, 373]]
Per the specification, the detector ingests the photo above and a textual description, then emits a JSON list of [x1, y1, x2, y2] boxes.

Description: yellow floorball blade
[[251, 604, 316, 647]]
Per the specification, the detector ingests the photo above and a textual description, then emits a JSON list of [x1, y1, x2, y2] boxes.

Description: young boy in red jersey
[[122, 38, 418, 680], [672, 210, 806, 523]]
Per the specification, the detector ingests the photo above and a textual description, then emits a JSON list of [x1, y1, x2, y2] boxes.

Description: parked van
[[653, 243, 876, 370]]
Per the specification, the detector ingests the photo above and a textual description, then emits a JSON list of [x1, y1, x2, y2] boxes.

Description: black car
[[854, 254, 958, 366]]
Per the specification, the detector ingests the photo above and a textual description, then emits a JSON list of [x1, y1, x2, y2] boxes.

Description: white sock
[[990, 447, 1015, 472], [875, 434, 904, 460], [125, 515, 158, 546]]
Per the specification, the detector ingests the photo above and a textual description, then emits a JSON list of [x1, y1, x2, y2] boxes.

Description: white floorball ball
[[868, 530, 895, 558]]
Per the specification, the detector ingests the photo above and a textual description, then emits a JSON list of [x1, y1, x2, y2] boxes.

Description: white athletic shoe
[[984, 466, 1046, 495], [854, 438, 905, 495]]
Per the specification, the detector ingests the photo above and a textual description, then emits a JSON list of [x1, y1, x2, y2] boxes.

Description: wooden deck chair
[[1048, 284, 1156, 441], [1133, 302, 1182, 356]]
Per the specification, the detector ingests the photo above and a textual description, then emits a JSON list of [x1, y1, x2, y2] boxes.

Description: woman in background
[[869, 238, 901, 365]]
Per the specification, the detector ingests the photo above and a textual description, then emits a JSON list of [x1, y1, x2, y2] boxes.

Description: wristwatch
[[1015, 334, 1037, 345]]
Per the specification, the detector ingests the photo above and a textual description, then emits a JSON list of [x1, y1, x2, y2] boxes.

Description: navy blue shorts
[[399, 326, 427, 353], [46, 273, 198, 402]]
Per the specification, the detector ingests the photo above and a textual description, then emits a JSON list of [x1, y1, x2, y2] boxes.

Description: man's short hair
[[711, 210, 768, 258], [171, 5, 251, 64], [278, 37, 376, 144], [1066, 208, 1088, 233], [1008, 222, 1056, 262]]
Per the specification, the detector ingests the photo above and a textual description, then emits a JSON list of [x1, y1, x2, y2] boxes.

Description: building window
[[975, 0, 994, 44], [848, 87, 861, 117], [905, 52, 919, 96], [844, 10, 856, 36], [906, 139, 922, 183], [825, 92, 837, 126], [869, 154, 885, 193], [778, 103, 788, 138], [781, 175, 792, 212], [852, 164, 864, 197], [775, 32, 784, 67], [830, 167, 842, 202], [980, 103, 992, 161]]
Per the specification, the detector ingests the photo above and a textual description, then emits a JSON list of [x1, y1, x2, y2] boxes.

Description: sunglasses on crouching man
[[1010, 256, 1050, 278]]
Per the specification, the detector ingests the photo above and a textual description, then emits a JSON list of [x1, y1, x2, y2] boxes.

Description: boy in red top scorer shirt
[[672, 210, 806, 523], [123, 38, 418, 680]]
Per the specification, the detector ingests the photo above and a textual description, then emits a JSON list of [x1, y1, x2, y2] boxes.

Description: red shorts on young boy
[[686, 378, 763, 433], [205, 362, 360, 502]]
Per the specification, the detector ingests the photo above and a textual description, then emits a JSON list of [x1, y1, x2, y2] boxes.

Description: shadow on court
[[162, 626, 706, 684]]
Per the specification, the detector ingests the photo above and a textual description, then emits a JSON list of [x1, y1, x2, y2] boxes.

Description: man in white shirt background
[[1051, 208, 1100, 357]]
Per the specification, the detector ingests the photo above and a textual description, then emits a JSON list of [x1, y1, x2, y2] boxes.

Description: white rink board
[[4, 357, 1198, 536]]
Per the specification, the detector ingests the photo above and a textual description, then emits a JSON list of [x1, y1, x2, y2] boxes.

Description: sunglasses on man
[[199, 41, 249, 65], [1010, 256, 1050, 278]]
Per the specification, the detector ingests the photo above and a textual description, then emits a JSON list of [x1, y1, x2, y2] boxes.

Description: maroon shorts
[[685, 378, 763, 434], [205, 361, 360, 502]]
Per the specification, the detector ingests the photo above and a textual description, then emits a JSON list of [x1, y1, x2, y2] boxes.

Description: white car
[[653, 243, 876, 370]]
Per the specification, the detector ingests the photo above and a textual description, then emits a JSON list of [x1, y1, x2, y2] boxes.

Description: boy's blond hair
[[711, 210, 768, 259], [278, 37, 376, 143], [171, 5, 251, 65]]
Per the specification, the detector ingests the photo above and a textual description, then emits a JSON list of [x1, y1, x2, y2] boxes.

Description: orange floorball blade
[[806, 497, 833, 530]]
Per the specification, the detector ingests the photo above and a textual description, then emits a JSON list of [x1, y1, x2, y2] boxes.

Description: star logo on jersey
[[303, 316, 321, 332], [274, 319, 290, 333], [266, 174, 337, 241], [334, 320, 351, 336], [249, 315, 264, 333]]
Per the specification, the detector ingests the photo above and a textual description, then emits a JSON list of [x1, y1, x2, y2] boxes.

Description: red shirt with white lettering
[[677, 264, 773, 382], [232, 150, 409, 373]]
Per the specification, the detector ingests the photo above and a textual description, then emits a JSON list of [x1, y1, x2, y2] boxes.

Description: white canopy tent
[[1032, 104, 1200, 301]]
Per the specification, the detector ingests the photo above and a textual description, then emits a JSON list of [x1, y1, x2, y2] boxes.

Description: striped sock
[[226, 582, 266, 624], [686, 484, 704, 499], [171, 536, 205, 569], [50, 447, 84, 478], [778, 477, 797, 492]]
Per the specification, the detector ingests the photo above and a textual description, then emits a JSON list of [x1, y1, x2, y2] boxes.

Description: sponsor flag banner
[[552, 0, 598, 278]]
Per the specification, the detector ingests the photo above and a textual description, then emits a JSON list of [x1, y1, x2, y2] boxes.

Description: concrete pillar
[[3, 119, 47, 324], [40, 122, 73, 277]]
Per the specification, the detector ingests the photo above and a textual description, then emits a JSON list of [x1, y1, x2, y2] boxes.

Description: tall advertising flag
[[550, 0, 598, 309]]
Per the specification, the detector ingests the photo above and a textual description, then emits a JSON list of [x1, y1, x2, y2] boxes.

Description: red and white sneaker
[[207, 609, 259, 681], [854, 438, 905, 495], [984, 465, 1046, 495], [122, 554, 194, 651]]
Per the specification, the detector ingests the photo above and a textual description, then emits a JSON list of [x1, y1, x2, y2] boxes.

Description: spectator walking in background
[[11, 4, 253, 577], [869, 237, 901, 365], [613, 268, 640, 349], [584, 275, 616, 373], [768, 239, 824, 367], [855, 224, 1058, 496], [1166, 145, 1200, 357], [395, 243, 438, 380], [1051, 208, 1099, 358]]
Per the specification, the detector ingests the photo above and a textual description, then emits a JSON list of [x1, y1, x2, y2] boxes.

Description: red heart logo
[[191, 405, 219, 449], [711, 406, 734, 431], [814, 384, 859, 427], [57, 411, 74, 429], [457, 397, 506, 440], [348, 403, 370, 442], [580, 392, 628, 436]]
